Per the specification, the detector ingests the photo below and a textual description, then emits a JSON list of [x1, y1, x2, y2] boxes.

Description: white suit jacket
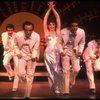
[[15, 31, 40, 59], [60, 28, 75, 56], [1, 32, 16, 55], [83, 40, 97, 62], [73, 28, 85, 54]]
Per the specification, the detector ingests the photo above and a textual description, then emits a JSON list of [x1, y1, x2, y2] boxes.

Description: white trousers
[[85, 60, 96, 89], [3, 52, 19, 89], [61, 53, 80, 93], [18, 58, 36, 97]]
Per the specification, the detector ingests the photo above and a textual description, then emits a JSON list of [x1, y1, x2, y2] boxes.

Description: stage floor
[[0, 79, 100, 99]]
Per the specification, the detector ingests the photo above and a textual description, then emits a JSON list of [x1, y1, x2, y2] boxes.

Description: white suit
[[70, 27, 85, 86], [60, 28, 75, 94], [60, 27, 85, 94], [83, 40, 97, 89], [15, 31, 40, 98], [1, 32, 19, 89]]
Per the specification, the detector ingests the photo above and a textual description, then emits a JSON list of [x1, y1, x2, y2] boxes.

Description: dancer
[[70, 20, 85, 87], [60, 20, 85, 96], [14, 21, 40, 99], [2, 24, 19, 91], [43, 1, 63, 94], [83, 39, 100, 94]]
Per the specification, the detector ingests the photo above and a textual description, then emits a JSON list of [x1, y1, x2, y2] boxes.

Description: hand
[[76, 52, 82, 58], [16, 54, 22, 59], [60, 52, 66, 56], [32, 57, 37, 62], [4, 47, 9, 51], [48, 1, 55, 8], [77, 52, 82, 56], [73, 49, 76, 53], [92, 55, 96, 60], [96, 54, 100, 58]]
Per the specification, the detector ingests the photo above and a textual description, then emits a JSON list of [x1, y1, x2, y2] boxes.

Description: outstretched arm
[[43, 6, 51, 36], [52, 8, 61, 34], [50, 2, 61, 34]]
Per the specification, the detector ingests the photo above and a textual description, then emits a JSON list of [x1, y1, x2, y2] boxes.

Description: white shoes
[[12, 88, 18, 92], [55, 90, 60, 94]]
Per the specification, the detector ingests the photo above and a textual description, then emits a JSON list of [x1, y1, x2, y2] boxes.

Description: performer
[[43, 1, 63, 94], [70, 20, 85, 86], [1, 24, 19, 91], [83, 39, 100, 94], [60, 20, 85, 96], [14, 21, 40, 99], [96, 39, 100, 58], [60, 27, 76, 96]]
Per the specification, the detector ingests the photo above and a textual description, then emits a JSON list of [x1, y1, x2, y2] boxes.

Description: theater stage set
[[0, 1, 100, 99]]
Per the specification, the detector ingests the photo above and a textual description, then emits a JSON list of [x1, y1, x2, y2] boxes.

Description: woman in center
[[43, 1, 63, 95]]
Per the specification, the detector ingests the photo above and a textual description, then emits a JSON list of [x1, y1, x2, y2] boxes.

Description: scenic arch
[[0, 12, 45, 60]]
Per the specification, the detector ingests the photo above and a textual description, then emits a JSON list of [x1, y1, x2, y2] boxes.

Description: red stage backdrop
[[0, 12, 45, 60]]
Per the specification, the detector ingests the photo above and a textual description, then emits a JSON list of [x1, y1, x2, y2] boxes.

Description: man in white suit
[[14, 21, 40, 99], [83, 40, 99, 94], [60, 27, 76, 96], [70, 20, 85, 87], [60, 20, 85, 96], [2, 24, 19, 91]]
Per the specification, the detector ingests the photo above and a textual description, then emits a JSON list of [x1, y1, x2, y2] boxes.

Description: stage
[[0, 62, 100, 99], [0, 79, 100, 99]]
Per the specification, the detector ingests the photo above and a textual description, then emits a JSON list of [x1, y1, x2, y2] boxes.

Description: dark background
[[0, 1, 100, 40]]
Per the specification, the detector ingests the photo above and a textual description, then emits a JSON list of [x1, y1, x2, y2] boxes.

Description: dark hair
[[22, 21, 34, 30], [70, 19, 79, 26], [47, 18, 57, 25], [6, 24, 15, 30]]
